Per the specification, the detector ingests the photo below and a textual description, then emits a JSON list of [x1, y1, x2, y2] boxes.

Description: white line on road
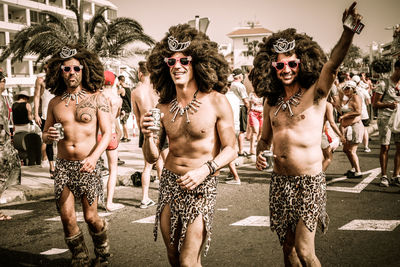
[[230, 216, 270, 227], [339, 219, 400, 231], [0, 209, 33, 216], [40, 248, 69, 255], [132, 215, 156, 224], [327, 167, 380, 193]]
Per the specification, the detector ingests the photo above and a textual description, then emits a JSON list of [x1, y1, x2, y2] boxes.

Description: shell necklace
[[169, 90, 201, 123], [274, 89, 302, 117], [61, 90, 86, 107]]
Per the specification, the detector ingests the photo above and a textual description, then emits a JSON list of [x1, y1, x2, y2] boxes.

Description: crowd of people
[[1, 1, 400, 266]]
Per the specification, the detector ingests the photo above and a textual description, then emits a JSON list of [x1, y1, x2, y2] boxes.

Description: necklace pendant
[[282, 103, 287, 110]]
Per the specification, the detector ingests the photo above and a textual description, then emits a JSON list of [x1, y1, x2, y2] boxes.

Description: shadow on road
[[0, 247, 69, 267]]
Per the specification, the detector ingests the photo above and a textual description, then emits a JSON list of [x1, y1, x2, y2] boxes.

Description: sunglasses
[[164, 56, 192, 67], [61, 65, 83, 73], [272, 59, 300, 71]]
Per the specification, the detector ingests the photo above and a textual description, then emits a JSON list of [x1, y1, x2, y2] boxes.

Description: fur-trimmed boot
[[88, 219, 111, 266], [64, 231, 90, 267]]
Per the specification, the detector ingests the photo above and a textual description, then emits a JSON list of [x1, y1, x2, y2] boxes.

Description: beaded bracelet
[[205, 160, 219, 175]]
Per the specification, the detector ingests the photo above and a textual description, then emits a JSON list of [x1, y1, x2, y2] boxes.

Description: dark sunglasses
[[61, 65, 83, 73], [272, 59, 300, 71], [164, 56, 192, 67]]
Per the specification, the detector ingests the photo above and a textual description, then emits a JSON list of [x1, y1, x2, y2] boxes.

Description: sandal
[[0, 212, 12, 221]]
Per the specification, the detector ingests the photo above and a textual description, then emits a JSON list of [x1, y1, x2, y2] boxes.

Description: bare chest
[[54, 97, 97, 125], [161, 102, 216, 140]]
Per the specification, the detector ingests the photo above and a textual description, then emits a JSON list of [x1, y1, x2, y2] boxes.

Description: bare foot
[[0, 212, 12, 221], [106, 203, 125, 212]]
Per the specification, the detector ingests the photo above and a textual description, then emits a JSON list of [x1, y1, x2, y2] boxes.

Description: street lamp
[[188, 16, 210, 33]]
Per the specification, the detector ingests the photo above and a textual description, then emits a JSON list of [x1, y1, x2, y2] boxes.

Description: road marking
[[231, 216, 270, 227], [132, 215, 155, 224], [40, 248, 69, 255], [327, 167, 380, 193], [217, 208, 229, 211], [0, 209, 33, 216], [339, 219, 400, 231], [45, 212, 112, 222]]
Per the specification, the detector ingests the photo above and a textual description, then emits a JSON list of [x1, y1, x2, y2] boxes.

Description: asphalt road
[[0, 136, 399, 266]]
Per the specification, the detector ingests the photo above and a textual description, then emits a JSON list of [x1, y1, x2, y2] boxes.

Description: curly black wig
[[147, 24, 229, 104], [45, 44, 104, 96], [250, 28, 327, 106]]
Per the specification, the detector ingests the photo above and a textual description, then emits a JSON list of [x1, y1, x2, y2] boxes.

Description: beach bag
[[388, 103, 400, 133]]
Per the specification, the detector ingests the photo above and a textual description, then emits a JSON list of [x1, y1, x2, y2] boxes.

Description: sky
[[111, 0, 399, 54]]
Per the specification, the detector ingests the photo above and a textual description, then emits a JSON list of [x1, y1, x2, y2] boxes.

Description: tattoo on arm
[[96, 93, 110, 113]]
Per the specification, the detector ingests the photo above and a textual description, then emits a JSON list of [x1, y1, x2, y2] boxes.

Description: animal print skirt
[[154, 168, 218, 256], [54, 158, 103, 210], [269, 172, 329, 245]]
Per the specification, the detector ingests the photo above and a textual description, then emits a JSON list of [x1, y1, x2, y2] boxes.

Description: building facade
[[227, 23, 273, 70], [0, 0, 117, 97]]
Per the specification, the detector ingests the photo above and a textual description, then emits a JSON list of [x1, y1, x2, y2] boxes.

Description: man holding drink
[[42, 45, 112, 266]]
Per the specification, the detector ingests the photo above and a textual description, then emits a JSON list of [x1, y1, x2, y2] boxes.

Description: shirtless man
[[251, 3, 363, 266], [131, 61, 165, 208], [42, 45, 112, 266], [101, 70, 124, 211], [33, 63, 55, 176], [142, 24, 236, 266]]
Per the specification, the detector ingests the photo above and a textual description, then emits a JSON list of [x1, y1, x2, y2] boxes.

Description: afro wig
[[45, 44, 104, 96], [250, 28, 327, 106], [147, 24, 229, 104]]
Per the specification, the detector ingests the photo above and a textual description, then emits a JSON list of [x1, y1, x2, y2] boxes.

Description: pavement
[[0, 120, 378, 206]]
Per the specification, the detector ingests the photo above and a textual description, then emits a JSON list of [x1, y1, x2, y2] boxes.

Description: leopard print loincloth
[[54, 158, 103, 211], [154, 168, 218, 256], [269, 172, 329, 245]]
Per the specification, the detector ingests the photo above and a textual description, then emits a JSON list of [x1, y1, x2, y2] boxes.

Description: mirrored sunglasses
[[272, 59, 300, 71], [164, 56, 192, 67], [61, 65, 83, 73]]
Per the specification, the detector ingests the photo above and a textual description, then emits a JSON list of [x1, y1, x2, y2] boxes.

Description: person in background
[[0, 72, 21, 220], [34, 63, 56, 176], [101, 70, 125, 212], [117, 75, 132, 142], [230, 68, 249, 157], [373, 59, 400, 187], [248, 92, 264, 155]]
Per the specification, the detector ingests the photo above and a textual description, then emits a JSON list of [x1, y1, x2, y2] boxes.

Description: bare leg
[[106, 149, 122, 211], [393, 143, 400, 177], [349, 143, 361, 173], [322, 147, 333, 172], [238, 132, 245, 154], [160, 204, 180, 267], [179, 214, 207, 267], [249, 125, 258, 154], [58, 187, 79, 237], [363, 128, 369, 149], [380, 145, 390, 176], [282, 229, 302, 267], [228, 161, 240, 181], [295, 220, 321, 267], [141, 155, 153, 203], [82, 196, 104, 233]]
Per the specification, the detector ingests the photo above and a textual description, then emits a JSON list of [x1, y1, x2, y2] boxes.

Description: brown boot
[[64, 231, 90, 267], [88, 219, 110, 266]]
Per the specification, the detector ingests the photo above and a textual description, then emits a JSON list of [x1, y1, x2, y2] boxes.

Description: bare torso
[[102, 87, 122, 130], [131, 81, 159, 127], [159, 91, 222, 175], [51, 92, 101, 160], [269, 87, 326, 176]]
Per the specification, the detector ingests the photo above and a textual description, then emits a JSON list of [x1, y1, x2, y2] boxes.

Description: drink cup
[[262, 150, 274, 172], [148, 108, 161, 131], [53, 123, 64, 140]]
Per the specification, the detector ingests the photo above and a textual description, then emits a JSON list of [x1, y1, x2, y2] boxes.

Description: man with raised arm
[[142, 24, 237, 266], [42, 45, 112, 266], [251, 2, 363, 266]]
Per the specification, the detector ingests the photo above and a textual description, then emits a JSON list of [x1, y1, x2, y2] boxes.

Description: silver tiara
[[60, 46, 77, 59], [168, 36, 190, 52], [273, 38, 295, 53]]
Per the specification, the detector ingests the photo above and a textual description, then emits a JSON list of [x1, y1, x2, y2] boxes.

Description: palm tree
[[0, 4, 154, 64]]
